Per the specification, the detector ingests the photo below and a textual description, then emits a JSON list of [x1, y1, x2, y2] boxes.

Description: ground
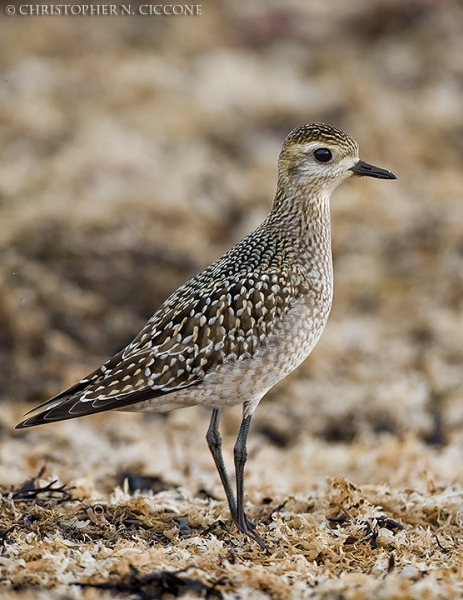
[[1, 1, 463, 598]]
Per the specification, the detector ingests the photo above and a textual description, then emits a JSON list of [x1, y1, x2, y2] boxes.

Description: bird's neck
[[268, 182, 332, 254]]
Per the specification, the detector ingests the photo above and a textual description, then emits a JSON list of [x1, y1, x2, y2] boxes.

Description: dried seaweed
[[117, 472, 174, 495], [78, 565, 225, 599], [8, 467, 74, 504]]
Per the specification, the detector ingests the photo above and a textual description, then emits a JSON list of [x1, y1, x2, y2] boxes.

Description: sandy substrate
[[1, 1, 463, 598]]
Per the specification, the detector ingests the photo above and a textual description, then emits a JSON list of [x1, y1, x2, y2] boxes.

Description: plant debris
[[77, 565, 225, 599], [8, 467, 74, 504]]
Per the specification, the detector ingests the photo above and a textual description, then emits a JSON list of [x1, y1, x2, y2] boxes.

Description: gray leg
[[207, 407, 267, 550], [233, 412, 267, 550], [206, 409, 237, 516]]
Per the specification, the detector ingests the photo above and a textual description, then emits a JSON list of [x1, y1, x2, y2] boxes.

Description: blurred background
[[1, 0, 463, 490]]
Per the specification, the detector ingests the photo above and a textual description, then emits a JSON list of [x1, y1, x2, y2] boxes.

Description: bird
[[16, 123, 396, 550]]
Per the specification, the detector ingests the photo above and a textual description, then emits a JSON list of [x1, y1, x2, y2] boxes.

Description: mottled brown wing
[[16, 267, 303, 428]]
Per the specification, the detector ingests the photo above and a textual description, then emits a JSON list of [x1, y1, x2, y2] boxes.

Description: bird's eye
[[314, 148, 332, 163]]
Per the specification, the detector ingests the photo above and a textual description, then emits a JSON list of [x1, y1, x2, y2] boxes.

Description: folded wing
[[16, 266, 302, 428]]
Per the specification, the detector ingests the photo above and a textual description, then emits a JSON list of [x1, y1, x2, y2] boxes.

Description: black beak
[[350, 160, 396, 180]]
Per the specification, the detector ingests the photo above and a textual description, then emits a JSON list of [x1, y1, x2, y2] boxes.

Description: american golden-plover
[[17, 123, 396, 549]]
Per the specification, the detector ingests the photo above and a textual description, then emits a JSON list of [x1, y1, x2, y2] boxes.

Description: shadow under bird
[[16, 123, 396, 550]]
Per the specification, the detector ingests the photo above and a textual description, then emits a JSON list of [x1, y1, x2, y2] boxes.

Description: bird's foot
[[233, 513, 268, 551]]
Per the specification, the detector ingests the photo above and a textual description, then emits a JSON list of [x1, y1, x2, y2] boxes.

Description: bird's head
[[278, 123, 396, 194]]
